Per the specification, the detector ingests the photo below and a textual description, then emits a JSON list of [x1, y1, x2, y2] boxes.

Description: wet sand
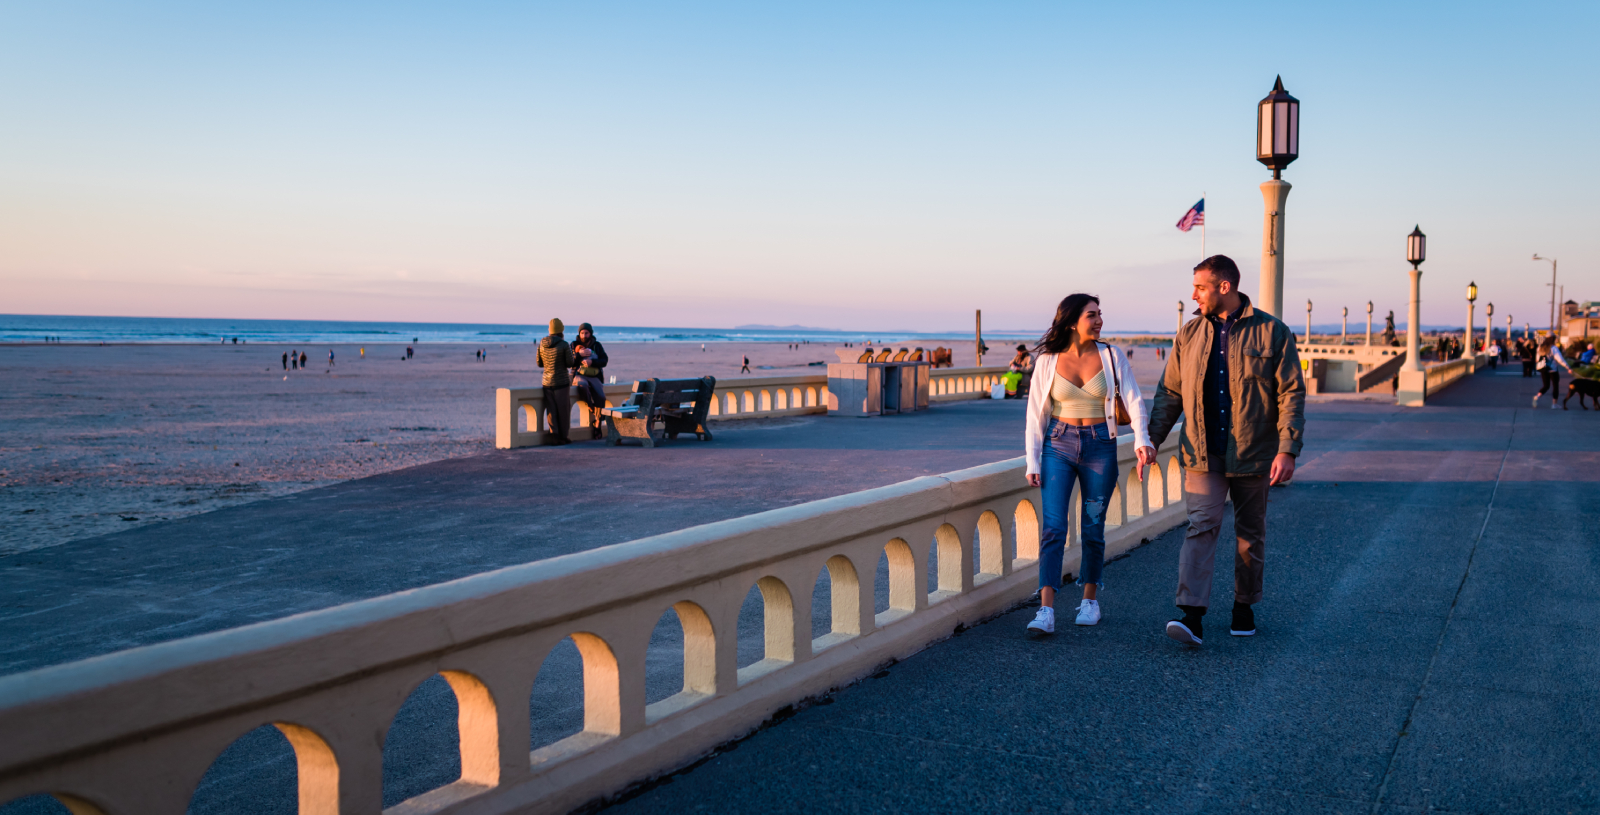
[[0, 338, 1165, 554]]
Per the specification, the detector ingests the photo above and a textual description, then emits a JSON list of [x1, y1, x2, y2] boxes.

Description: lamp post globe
[[1407, 226, 1426, 267], [1257, 77, 1300, 180], [1256, 76, 1300, 320]]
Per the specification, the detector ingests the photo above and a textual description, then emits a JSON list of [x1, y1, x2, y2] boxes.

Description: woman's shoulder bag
[[1101, 343, 1132, 426]]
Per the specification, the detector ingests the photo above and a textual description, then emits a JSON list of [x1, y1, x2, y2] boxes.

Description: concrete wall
[[0, 431, 1187, 815]]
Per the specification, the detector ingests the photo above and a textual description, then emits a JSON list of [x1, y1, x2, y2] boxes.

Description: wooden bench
[[600, 377, 716, 447]]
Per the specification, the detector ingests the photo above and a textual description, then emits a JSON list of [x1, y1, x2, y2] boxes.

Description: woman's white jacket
[[1024, 343, 1151, 476]]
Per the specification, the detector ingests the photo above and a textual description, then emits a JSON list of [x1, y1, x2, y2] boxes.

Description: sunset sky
[[1, 1, 1594, 332]]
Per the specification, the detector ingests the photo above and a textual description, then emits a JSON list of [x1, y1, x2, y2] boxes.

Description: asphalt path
[[606, 368, 1600, 815]]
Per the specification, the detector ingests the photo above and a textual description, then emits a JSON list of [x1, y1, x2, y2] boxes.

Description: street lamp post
[[1341, 307, 1349, 345], [1176, 300, 1184, 337], [1306, 300, 1314, 344], [1485, 302, 1494, 356], [1506, 314, 1512, 343], [1464, 282, 1478, 360], [1533, 254, 1557, 334], [1398, 226, 1427, 406], [1366, 301, 1373, 346], [1257, 77, 1299, 319]]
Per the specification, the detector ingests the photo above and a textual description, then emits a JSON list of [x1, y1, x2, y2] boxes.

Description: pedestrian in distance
[[537, 318, 575, 445], [282, 352, 288, 371], [1486, 340, 1499, 370], [1022, 294, 1151, 635], [300, 351, 308, 368], [1519, 338, 1537, 377], [1145, 255, 1307, 646], [740, 355, 751, 374], [291, 350, 298, 370], [571, 323, 609, 440], [1532, 336, 1573, 410], [328, 349, 335, 366]]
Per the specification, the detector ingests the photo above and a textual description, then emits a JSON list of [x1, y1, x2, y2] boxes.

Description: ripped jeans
[[1038, 419, 1119, 592]]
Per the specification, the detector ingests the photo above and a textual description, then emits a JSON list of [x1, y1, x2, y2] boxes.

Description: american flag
[[1176, 198, 1205, 232]]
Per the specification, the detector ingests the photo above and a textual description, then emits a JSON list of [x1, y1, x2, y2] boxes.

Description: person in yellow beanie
[[536, 318, 574, 444]]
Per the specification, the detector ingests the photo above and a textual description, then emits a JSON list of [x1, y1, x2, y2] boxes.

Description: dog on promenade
[[1565, 378, 1600, 410]]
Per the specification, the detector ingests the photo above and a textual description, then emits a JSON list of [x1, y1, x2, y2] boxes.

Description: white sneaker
[[1532, 394, 1540, 408], [1552, 400, 1560, 410], [1075, 599, 1102, 626], [1026, 606, 1055, 636]]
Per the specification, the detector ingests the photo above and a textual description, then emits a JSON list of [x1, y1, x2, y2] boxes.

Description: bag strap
[[1100, 342, 1120, 398]]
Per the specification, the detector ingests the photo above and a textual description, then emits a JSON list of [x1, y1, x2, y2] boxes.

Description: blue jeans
[[1039, 419, 1119, 592]]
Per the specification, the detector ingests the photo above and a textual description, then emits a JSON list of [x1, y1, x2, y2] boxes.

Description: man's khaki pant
[[1176, 471, 1270, 608]]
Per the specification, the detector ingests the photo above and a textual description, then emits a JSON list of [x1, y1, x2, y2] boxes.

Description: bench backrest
[[629, 377, 716, 417]]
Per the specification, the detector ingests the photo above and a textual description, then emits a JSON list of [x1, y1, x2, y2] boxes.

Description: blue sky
[[1, 1, 1594, 332]]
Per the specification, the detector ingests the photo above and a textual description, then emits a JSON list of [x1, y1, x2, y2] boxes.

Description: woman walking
[[1532, 336, 1573, 410], [1023, 294, 1151, 635], [571, 323, 610, 439]]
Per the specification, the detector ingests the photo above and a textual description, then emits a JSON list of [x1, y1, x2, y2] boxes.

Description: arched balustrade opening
[[877, 538, 917, 620], [805, 387, 818, 407], [810, 555, 861, 648], [775, 389, 788, 410], [645, 602, 717, 718], [1167, 458, 1184, 503], [531, 633, 620, 760], [1147, 462, 1166, 511], [1013, 499, 1040, 564], [0, 794, 106, 815], [382, 669, 495, 808], [1124, 471, 1145, 520], [976, 511, 1005, 578], [927, 524, 964, 602], [186, 723, 303, 814], [741, 391, 756, 412], [736, 577, 795, 682]]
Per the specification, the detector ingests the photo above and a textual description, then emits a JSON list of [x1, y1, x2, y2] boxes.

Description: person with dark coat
[[537, 319, 575, 444], [571, 323, 609, 440]]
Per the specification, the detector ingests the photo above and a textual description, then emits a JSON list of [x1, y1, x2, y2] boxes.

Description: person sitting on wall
[[571, 323, 610, 440], [1007, 344, 1034, 398]]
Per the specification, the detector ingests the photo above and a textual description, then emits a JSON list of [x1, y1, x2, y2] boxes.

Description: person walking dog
[[1144, 255, 1306, 646], [1023, 294, 1151, 635]]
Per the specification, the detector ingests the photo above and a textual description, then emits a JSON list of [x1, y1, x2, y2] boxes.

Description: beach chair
[[601, 377, 716, 447]]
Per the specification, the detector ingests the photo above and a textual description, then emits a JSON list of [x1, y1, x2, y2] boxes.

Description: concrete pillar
[[1398, 267, 1425, 406], [1463, 302, 1475, 360], [1258, 180, 1291, 319]]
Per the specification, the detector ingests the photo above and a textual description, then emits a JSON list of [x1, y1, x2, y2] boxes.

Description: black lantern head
[[1467, 281, 1478, 302], [1256, 76, 1300, 178], [1407, 226, 1426, 267]]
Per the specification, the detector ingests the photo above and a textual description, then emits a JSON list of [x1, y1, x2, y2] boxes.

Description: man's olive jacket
[[1147, 294, 1307, 476]]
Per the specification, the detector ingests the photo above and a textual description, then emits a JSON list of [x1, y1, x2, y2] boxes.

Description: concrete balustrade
[[0, 430, 1185, 815], [497, 367, 1019, 448]]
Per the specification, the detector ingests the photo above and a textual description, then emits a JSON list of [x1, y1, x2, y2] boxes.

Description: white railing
[[1424, 354, 1487, 394], [496, 367, 1014, 448], [0, 433, 1186, 815]]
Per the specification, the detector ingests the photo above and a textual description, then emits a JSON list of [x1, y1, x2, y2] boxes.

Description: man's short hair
[[1194, 255, 1241, 289]]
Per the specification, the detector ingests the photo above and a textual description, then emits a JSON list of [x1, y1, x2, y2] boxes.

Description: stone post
[[1366, 302, 1374, 346], [1258, 180, 1291, 319], [1398, 267, 1426, 406], [1463, 301, 1475, 360], [1341, 307, 1348, 345]]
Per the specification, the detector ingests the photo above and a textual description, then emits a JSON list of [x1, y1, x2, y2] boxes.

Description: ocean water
[[0, 314, 1056, 346]]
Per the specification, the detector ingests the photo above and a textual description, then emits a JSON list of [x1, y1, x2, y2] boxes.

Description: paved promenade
[[608, 368, 1600, 815]]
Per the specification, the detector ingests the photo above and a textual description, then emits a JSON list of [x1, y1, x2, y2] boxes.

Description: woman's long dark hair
[[1035, 293, 1100, 354]]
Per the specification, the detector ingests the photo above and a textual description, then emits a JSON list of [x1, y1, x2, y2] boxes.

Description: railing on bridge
[[496, 366, 1014, 448], [0, 431, 1186, 815]]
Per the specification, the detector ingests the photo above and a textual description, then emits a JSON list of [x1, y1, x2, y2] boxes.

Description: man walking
[[537, 318, 575, 445], [1141, 255, 1306, 646]]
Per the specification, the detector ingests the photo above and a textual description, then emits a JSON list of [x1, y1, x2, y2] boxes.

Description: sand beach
[[1, 337, 1168, 554]]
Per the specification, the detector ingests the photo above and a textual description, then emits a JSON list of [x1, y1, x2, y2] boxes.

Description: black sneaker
[[1165, 606, 1204, 646], [1230, 602, 1256, 637]]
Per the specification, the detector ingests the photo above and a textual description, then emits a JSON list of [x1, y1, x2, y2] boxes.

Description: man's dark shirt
[[1203, 303, 1245, 473]]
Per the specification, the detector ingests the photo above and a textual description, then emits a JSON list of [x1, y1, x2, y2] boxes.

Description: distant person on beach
[[537, 319, 575, 445], [290, 350, 298, 370], [1023, 294, 1149, 635], [282, 352, 288, 370], [360, 347, 364, 358], [328, 350, 335, 366], [740, 355, 751, 373], [1532, 336, 1572, 410], [571, 323, 609, 440], [406, 346, 413, 359], [300, 351, 308, 368], [1146, 254, 1306, 647]]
